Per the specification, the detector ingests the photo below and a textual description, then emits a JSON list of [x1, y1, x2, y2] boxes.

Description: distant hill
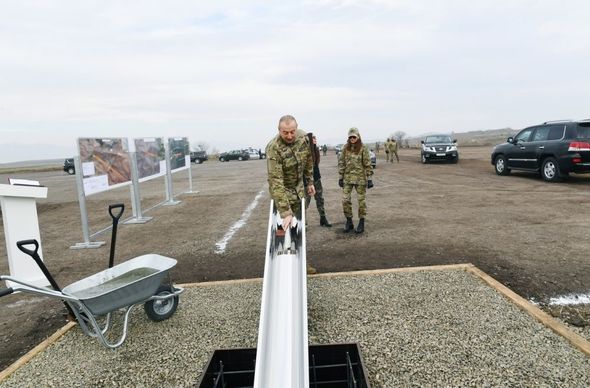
[[0, 143, 74, 164]]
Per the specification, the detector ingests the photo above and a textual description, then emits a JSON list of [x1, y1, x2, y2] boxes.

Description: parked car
[[190, 150, 208, 164], [491, 119, 590, 182], [420, 135, 459, 164], [64, 158, 75, 175], [335, 144, 343, 155], [219, 150, 250, 162], [246, 147, 265, 160]]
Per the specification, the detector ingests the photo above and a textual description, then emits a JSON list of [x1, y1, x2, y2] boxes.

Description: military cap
[[348, 127, 360, 137]]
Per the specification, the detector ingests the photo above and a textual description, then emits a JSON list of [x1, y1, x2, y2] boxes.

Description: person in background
[[389, 137, 400, 163], [266, 114, 318, 274], [305, 134, 332, 227], [338, 127, 373, 234], [385, 138, 391, 162], [322, 143, 328, 156]]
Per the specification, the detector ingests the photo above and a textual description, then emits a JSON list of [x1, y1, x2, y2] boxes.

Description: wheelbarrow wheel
[[144, 284, 179, 322]]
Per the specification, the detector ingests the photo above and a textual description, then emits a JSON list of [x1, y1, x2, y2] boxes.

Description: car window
[[515, 128, 533, 143], [425, 135, 451, 143], [547, 125, 565, 140], [575, 123, 590, 139], [531, 126, 550, 141]]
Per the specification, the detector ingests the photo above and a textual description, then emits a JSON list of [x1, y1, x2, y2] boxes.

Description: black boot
[[344, 217, 354, 233], [320, 216, 332, 227], [355, 218, 365, 234]]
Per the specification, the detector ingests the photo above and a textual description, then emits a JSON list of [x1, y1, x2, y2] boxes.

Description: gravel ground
[[1, 269, 589, 387]]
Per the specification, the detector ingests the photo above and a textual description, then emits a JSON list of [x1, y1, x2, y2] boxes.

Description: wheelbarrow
[[0, 205, 184, 348]]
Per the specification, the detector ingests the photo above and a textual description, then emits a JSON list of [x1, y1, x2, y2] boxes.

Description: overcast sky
[[1, 0, 589, 162]]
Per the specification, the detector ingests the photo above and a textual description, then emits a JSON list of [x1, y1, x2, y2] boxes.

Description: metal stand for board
[[184, 161, 199, 195], [162, 142, 181, 206], [70, 155, 105, 249], [124, 152, 153, 224]]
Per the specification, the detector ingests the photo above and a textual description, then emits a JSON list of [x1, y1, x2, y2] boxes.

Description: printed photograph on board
[[135, 138, 165, 180], [78, 138, 131, 186], [168, 137, 190, 170]]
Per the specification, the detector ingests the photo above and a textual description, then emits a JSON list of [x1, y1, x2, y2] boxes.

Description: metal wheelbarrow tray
[[1, 249, 184, 349], [63, 254, 177, 316]]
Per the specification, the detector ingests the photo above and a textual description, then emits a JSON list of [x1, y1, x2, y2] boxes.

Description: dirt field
[[1, 146, 589, 370]]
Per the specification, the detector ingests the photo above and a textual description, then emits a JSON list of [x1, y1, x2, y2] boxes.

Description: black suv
[[491, 120, 590, 182], [63, 158, 75, 175], [420, 135, 459, 163], [190, 150, 208, 164], [219, 149, 250, 162]]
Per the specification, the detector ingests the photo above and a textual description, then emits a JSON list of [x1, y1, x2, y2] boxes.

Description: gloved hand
[[338, 178, 344, 188], [367, 180, 374, 189]]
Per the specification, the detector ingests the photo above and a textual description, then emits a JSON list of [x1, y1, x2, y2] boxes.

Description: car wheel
[[238, 156, 243, 161], [219, 157, 225, 162], [541, 157, 562, 182], [451, 156, 459, 164], [421, 153, 427, 164], [67, 167, 75, 175], [495, 155, 510, 176]]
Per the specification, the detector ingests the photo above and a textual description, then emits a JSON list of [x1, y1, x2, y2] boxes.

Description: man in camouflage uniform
[[384, 138, 391, 162], [338, 127, 374, 234], [389, 137, 399, 163], [305, 134, 332, 227], [266, 115, 317, 273]]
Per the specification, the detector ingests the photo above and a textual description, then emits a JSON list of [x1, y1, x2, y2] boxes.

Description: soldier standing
[[389, 137, 400, 163], [305, 134, 332, 227], [322, 144, 328, 156], [266, 115, 317, 273], [338, 127, 373, 234], [384, 138, 391, 162]]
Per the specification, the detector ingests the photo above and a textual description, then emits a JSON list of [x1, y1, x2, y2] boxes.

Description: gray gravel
[[1, 269, 589, 387]]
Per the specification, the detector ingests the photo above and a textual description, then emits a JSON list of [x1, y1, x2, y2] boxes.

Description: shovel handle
[[16, 239, 39, 258], [108, 203, 125, 222], [0, 288, 14, 298]]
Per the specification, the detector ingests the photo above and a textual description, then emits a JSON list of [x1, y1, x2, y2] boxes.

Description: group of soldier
[[378, 137, 399, 163], [265, 115, 374, 273]]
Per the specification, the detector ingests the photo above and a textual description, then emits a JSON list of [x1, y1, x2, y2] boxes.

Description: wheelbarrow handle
[[16, 239, 39, 258], [0, 288, 14, 298], [108, 203, 125, 222]]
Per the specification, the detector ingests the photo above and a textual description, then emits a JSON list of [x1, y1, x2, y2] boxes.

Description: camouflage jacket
[[338, 145, 373, 185], [389, 140, 398, 152], [266, 131, 313, 217]]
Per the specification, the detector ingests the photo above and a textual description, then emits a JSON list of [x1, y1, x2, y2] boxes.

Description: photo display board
[[168, 137, 190, 171], [78, 138, 132, 196], [135, 137, 166, 182]]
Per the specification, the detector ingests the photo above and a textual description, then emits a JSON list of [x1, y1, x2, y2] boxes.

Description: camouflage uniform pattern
[[338, 143, 373, 218], [389, 139, 399, 162], [385, 139, 391, 162], [305, 178, 326, 217], [266, 130, 313, 218]]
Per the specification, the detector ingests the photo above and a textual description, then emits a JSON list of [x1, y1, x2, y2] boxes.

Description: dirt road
[[1, 146, 589, 370]]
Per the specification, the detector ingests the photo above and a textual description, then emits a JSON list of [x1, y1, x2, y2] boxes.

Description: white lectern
[[0, 183, 50, 288]]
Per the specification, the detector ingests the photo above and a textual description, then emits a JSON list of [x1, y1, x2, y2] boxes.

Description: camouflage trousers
[[390, 150, 399, 162], [385, 150, 390, 162], [342, 183, 367, 218], [305, 179, 327, 217]]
